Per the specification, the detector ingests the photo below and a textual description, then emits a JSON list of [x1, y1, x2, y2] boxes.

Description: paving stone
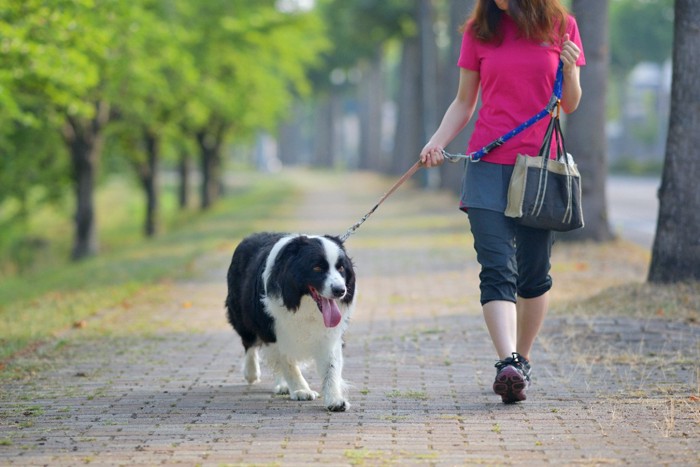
[[1, 172, 698, 465]]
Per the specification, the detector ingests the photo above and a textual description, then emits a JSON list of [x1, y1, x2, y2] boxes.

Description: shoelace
[[495, 352, 531, 380]]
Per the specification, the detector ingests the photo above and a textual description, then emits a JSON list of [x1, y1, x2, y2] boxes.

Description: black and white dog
[[225, 232, 356, 411]]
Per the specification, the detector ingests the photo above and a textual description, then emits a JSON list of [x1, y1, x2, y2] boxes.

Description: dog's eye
[[337, 265, 345, 272], [313, 266, 323, 272]]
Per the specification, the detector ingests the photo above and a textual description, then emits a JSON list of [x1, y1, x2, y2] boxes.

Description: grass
[[0, 171, 299, 363], [548, 239, 699, 324], [558, 281, 699, 324], [385, 389, 429, 400], [1, 167, 698, 378]]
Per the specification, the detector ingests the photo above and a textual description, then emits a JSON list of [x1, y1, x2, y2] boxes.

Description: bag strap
[[529, 112, 575, 223], [445, 60, 564, 163]]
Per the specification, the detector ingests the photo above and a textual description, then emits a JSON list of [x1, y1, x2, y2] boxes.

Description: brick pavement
[[1, 170, 698, 466]]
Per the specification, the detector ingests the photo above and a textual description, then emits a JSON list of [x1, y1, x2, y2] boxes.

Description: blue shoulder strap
[[445, 60, 564, 163]]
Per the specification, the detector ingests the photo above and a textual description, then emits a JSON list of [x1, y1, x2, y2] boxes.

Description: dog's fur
[[225, 232, 356, 411]]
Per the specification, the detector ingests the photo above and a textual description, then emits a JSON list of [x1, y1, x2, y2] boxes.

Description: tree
[[0, 0, 119, 260], [106, 1, 197, 236], [392, 1, 426, 176], [648, 0, 700, 283], [175, 0, 328, 208], [303, 0, 415, 170], [1, 0, 332, 262], [565, 0, 614, 241], [609, 0, 673, 77], [439, 0, 476, 193]]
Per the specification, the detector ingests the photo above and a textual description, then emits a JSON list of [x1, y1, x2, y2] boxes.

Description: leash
[[340, 160, 423, 242], [339, 155, 465, 241], [340, 61, 565, 242]]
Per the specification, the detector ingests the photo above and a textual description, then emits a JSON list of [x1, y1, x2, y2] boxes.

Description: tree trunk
[[278, 102, 305, 167], [565, 0, 614, 242], [63, 101, 110, 260], [141, 131, 159, 237], [440, 0, 476, 193], [69, 135, 98, 260], [358, 54, 385, 171], [313, 95, 336, 168], [196, 125, 224, 210], [391, 29, 423, 175], [648, 0, 700, 283], [313, 89, 342, 168], [178, 149, 190, 209], [419, 0, 439, 188]]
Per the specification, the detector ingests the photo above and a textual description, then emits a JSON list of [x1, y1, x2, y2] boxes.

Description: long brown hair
[[463, 0, 569, 44]]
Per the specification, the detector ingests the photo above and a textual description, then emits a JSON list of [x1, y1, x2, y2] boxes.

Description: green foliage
[[0, 172, 298, 362], [609, 0, 673, 76], [0, 0, 331, 266], [310, 0, 416, 92], [175, 0, 329, 135], [0, 0, 103, 124]]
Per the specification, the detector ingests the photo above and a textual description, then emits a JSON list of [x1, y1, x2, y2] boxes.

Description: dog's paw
[[274, 383, 290, 395], [244, 368, 260, 384], [290, 389, 319, 401], [326, 399, 349, 412]]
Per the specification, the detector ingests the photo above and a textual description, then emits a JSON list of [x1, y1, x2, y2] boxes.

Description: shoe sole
[[493, 365, 527, 404]]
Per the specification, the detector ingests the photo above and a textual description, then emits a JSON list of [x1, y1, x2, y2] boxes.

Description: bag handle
[[530, 110, 576, 222]]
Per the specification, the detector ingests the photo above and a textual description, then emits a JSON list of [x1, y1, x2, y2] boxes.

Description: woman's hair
[[462, 0, 569, 44]]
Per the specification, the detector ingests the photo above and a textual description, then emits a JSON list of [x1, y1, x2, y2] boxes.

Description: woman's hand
[[559, 33, 582, 113], [419, 143, 445, 168], [560, 33, 581, 76]]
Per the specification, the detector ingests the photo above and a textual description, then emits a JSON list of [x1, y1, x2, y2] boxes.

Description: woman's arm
[[420, 68, 480, 167], [560, 33, 582, 114]]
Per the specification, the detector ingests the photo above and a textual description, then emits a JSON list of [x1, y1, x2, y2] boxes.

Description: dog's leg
[[273, 374, 290, 395], [243, 346, 261, 384], [267, 345, 318, 401], [316, 341, 349, 412]]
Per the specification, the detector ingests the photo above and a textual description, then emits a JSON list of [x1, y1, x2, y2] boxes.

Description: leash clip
[[546, 94, 561, 117], [441, 149, 478, 163]]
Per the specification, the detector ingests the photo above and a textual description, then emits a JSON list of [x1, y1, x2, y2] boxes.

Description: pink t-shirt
[[458, 14, 586, 164]]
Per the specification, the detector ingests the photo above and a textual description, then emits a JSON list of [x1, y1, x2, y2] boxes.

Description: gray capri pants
[[466, 208, 553, 305]]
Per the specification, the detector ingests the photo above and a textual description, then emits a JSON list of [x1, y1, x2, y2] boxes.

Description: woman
[[420, 0, 585, 404]]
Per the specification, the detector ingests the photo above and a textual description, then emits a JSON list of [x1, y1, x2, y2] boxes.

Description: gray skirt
[[459, 160, 515, 213]]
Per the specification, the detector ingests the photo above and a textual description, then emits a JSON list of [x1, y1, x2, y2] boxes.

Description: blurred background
[[0, 0, 675, 275]]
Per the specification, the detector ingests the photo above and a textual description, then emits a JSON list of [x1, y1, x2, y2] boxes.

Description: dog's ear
[[267, 236, 307, 310], [279, 274, 302, 310], [340, 253, 356, 305]]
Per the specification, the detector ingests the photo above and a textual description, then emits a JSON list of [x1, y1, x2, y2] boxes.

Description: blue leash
[[443, 60, 564, 163]]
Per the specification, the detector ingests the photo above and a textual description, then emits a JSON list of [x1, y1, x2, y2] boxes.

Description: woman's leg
[[466, 208, 519, 359], [515, 225, 554, 362], [483, 300, 517, 360], [516, 292, 549, 360]]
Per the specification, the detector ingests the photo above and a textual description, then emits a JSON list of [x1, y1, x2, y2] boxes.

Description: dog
[[225, 232, 356, 412]]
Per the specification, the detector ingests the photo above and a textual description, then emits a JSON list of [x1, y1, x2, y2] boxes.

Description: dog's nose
[[331, 285, 347, 299]]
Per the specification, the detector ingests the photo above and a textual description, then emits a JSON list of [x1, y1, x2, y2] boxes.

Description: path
[[607, 175, 660, 249], [0, 170, 698, 466]]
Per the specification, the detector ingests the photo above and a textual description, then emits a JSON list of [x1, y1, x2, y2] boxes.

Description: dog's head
[[266, 234, 355, 328]]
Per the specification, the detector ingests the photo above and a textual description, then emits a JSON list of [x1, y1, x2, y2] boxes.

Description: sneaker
[[518, 354, 531, 385], [493, 352, 530, 404]]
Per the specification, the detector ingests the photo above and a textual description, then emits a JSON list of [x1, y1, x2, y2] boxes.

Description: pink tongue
[[321, 298, 342, 328]]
